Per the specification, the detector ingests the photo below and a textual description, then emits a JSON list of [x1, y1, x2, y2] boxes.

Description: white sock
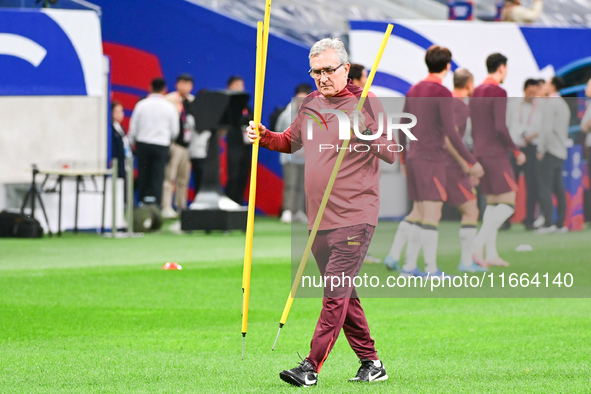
[[372, 360, 382, 367], [485, 228, 499, 261], [402, 223, 422, 271], [485, 204, 514, 261], [459, 225, 477, 266], [388, 219, 412, 259], [421, 225, 439, 273], [472, 205, 497, 256]]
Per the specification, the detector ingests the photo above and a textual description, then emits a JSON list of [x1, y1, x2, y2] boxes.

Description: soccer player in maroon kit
[[470, 53, 526, 267], [445, 68, 489, 272], [392, 46, 483, 278], [384, 67, 486, 274], [247, 38, 395, 387]]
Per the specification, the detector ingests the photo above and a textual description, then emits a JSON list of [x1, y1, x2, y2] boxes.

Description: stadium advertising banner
[[0, 8, 115, 232], [0, 8, 106, 184], [0, 8, 103, 96], [563, 144, 585, 230]]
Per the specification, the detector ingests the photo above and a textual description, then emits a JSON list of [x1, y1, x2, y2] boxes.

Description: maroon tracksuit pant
[[307, 223, 378, 372]]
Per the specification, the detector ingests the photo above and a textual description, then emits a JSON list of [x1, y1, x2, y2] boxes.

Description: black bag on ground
[[0, 211, 44, 238], [133, 204, 162, 233]]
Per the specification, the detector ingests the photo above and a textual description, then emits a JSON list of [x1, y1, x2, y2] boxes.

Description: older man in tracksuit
[[247, 37, 397, 387]]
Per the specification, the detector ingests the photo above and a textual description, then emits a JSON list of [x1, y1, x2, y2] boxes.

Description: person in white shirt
[[189, 127, 211, 202], [506, 78, 544, 229], [276, 83, 312, 224], [129, 78, 179, 207], [535, 76, 570, 234]]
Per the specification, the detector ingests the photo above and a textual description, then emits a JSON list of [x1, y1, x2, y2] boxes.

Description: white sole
[[350, 374, 389, 383]]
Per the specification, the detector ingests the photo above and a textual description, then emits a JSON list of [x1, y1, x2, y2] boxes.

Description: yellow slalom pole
[[242, 0, 273, 360], [261, 0, 272, 88], [242, 0, 272, 294], [272, 23, 394, 351], [242, 21, 265, 360]]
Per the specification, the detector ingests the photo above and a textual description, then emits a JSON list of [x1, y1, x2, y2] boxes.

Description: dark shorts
[[445, 162, 476, 206], [406, 159, 447, 202], [477, 156, 517, 195]]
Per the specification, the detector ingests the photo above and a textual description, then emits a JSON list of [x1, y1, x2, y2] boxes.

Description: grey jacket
[[538, 95, 570, 160]]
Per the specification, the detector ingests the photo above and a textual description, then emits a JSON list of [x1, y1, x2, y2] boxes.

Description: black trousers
[[511, 144, 539, 227], [135, 142, 169, 207], [225, 144, 251, 205], [538, 153, 566, 228], [191, 158, 206, 198]]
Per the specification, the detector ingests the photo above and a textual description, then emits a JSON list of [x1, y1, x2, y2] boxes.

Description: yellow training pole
[[242, 0, 272, 294], [272, 24, 394, 351], [242, 21, 265, 360], [261, 0, 272, 89]]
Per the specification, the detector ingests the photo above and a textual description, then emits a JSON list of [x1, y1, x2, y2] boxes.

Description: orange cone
[[162, 262, 182, 270]]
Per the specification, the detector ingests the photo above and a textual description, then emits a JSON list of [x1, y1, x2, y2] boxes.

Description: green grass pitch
[[1, 219, 590, 392]]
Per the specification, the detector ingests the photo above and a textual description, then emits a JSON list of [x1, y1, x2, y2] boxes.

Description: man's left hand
[[349, 110, 366, 137]]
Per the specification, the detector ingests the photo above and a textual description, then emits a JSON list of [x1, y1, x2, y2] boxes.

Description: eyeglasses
[[308, 64, 343, 80]]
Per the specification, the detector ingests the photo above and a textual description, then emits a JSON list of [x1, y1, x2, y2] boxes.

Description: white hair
[[309, 37, 348, 65]]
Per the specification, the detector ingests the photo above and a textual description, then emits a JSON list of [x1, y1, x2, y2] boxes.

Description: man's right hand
[[246, 121, 267, 143], [516, 151, 527, 166], [469, 162, 485, 178]]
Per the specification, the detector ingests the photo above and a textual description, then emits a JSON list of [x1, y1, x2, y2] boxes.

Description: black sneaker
[[279, 358, 318, 387], [348, 359, 388, 382]]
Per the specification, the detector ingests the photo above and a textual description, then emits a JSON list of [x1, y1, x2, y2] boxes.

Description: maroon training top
[[400, 75, 476, 165], [444, 97, 471, 166], [469, 77, 519, 158], [259, 82, 397, 230]]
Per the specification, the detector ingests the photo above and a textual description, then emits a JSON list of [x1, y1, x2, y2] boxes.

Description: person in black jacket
[[225, 75, 253, 205], [111, 101, 130, 201]]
